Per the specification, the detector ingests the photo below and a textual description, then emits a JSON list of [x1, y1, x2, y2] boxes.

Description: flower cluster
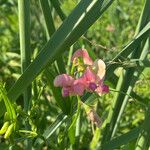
[[54, 49, 109, 97]]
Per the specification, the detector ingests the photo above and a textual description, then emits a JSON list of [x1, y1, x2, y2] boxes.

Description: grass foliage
[[0, 0, 150, 149]]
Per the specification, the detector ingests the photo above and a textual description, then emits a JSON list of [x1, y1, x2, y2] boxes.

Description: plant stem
[[18, 0, 32, 149]]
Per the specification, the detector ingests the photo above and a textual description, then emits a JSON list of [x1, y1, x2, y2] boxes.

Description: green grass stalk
[[18, 0, 32, 149]]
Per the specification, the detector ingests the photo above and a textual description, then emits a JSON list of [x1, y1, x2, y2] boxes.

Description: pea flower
[[53, 49, 109, 97], [71, 48, 93, 65]]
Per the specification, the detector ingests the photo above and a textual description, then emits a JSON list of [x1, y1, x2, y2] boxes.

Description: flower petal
[[82, 67, 97, 83], [72, 79, 85, 96], [71, 49, 93, 65], [95, 84, 109, 95], [102, 85, 109, 93], [95, 86, 103, 96], [93, 59, 106, 79], [62, 87, 71, 97], [54, 74, 74, 87], [89, 82, 97, 91]]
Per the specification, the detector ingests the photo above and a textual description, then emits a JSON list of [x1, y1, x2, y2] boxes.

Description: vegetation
[[0, 0, 150, 149]]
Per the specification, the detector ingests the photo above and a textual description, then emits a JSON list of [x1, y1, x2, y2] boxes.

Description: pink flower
[[61, 79, 85, 97], [79, 67, 109, 95], [54, 74, 74, 87], [71, 49, 93, 65], [80, 67, 97, 91], [53, 49, 109, 97]]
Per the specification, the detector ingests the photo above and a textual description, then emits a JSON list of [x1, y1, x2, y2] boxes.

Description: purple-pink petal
[[102, 85, 109, 93], [62, 87, 70, 97], [89, 82, 97, 91]]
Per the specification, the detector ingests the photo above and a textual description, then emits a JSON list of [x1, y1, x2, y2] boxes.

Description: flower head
[[54, 49, 109, 97]]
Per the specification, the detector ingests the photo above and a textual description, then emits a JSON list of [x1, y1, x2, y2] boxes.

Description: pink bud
[[71, 49, 93, 65], [95, 84, 109, 95]]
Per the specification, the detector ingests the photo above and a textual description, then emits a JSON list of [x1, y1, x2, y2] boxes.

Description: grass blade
[[99, 127, 141, 150], [18, 0, 31, 111]]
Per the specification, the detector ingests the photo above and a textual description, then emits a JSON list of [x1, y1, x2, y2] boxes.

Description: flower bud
[[87, 109, 102, 128], [82, 103, 102, 128], [4, 124, 14, 139], [0, 121, 9, 135], [4, 112, 10, 121]]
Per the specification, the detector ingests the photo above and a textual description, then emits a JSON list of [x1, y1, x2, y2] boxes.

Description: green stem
[[18, 0, 32, 149], [67, 46, 73, 74], [74, 111, 81, 149]]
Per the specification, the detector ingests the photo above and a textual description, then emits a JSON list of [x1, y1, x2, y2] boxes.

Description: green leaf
[[0, 83, 16, 121], [40, 0, 55, 37]]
